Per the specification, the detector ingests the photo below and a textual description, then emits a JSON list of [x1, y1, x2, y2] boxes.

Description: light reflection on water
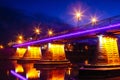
[[1, 60, 120, 80]]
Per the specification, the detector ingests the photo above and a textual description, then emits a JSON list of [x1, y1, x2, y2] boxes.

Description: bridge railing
[[80, 15, 120, 30], [30, 15, 120, 41]]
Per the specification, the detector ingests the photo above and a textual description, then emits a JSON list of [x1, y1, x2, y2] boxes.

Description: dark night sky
[[0, 0, 120, 24], [0, 0, 120, 45]]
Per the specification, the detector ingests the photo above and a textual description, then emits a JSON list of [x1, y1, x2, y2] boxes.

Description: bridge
[[12, 15, 120, 67]]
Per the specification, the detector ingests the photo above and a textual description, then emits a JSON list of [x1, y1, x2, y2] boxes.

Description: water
[[1, 59, 120, 80]]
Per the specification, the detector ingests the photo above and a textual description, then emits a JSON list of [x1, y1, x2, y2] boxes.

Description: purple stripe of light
[[10, 70, 27, 80], [13, 23, 120, 47]]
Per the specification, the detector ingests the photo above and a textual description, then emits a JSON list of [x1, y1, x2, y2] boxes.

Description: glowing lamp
[[19, 36, 23, 40], [0, 45, 4, 49], [75, 12, 82, 20], [48, 30, 53, 36], [34, 27, 41, 35], [91, 17, 97, 25], [17, 40, 23, 44]]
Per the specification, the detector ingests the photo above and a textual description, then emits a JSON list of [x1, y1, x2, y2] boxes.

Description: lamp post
[[48, 29, 53, 37], [75, 11, 83, 28], [91, 17, 97, 26], [34, 27, 41, 40]]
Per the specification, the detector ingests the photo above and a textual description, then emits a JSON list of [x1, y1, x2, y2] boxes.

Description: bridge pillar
[[23, 46, 42, 60], [39, 69, 66, 80], [97, 35, 120, 65], [42, 43, 66, 60], [14, 47, 27, 59]]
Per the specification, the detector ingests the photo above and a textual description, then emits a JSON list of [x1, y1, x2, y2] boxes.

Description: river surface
[[1, 59, 120, 80]]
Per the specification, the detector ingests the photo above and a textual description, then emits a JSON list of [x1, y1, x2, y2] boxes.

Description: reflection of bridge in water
[[12, 15, 120, 79]]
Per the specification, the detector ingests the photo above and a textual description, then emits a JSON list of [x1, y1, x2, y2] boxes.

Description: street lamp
[[34, 27, 41, 35], [74, 11, 83, 27], [91, 17, 97, 26], [48, 29, 53, 37], [17, 40, 23, 44], [18, 35, 23, 40], [33, 27, 41, 40], [75, 12, 82, 21], [16, 34, 24, 44]]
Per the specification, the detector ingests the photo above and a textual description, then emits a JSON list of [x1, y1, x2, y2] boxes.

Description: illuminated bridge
[[13, 15, 120, 66]]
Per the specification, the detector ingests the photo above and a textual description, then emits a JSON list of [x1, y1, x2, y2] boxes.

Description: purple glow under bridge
[[13, 23, 120, 47]]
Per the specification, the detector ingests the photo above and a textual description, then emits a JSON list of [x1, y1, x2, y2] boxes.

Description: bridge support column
[[42, 43, 66, 60], [97, 35, 120, 65], [22, 46, 42, 60], [34, 43, 70, 68], [13, 47, 27, 59]]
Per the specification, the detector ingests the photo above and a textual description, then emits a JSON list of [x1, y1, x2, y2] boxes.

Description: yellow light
[[17, 34, 24, 40], [98, 36, 119, 64], [17, 40, 23, 44], [66, 68, 71, 75], [34, 27, 41, 35], [15, 48, 26, 58], [48, 29, 53, 36], [24, 46, 42, 59], [25, 63, 40, 79], [0, 45, 4, 49], [19, 35, 23, 40], [91, 17, 97, 23], [50, 69, 65, 80], [75, 12, 82, 20], [26, 68, 40, 79], [48, 43, 66, 60], [15, 64, 24, 73]]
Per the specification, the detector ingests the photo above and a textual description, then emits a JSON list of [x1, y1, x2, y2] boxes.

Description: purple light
[[10, 70, 27, 80], [14, 23, 120, 47]]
